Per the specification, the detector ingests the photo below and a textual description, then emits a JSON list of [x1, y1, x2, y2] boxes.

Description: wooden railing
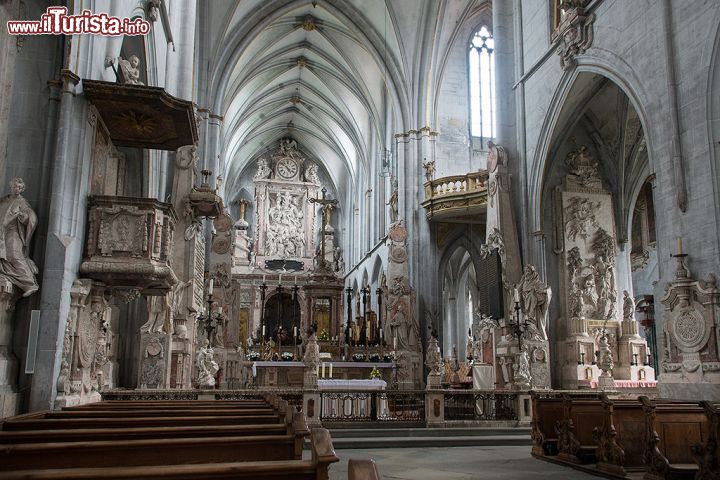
[[421, 171, 489, 220]]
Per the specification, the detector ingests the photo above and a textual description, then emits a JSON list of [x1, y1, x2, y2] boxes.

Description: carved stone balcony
[[80, 196, 178, 294], [421, 171, 489, 222]]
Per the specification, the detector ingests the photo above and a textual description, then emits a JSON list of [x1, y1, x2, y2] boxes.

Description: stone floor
[[323, 446, 598, 480]]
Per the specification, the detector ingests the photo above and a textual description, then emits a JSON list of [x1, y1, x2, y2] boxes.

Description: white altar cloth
[[251, 361, 395, 377], [317, 379, 387, 390]]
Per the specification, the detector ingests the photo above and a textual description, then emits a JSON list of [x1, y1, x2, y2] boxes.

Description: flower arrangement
[[382, 353, 395, 362], [246, 351, 260, 361], [352, 353, 366, 362], [318, 329, 330, 341], [368, 353, 381, 362], [280, 351, 294, 361], [369, 366, 381, 379]]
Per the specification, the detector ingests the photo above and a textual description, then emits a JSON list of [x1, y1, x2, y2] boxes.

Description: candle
[[678, 237, 683, 255], [379, 328, 383, 340], [279, 273, 282, 284], [262, 325, 266, 336], [208, 278, 214, 295], [294, 275, 298, 284], [329, 363, 333, 378], [321, 362, 326, 378], [293, 326, 297, 338], [513, 287, 520, 303], [393, 336, 397, 350], [263, 274, 266, 283]]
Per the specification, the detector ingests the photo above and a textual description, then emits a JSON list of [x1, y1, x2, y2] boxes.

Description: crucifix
[[309, 187, 338, 271]]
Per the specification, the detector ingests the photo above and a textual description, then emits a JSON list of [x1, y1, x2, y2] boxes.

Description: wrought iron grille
[[444, 391, 518, 421]]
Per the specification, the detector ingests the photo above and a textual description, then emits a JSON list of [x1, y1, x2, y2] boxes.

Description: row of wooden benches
[[0, 395, 380, 479], [531, 391, 719, 480]]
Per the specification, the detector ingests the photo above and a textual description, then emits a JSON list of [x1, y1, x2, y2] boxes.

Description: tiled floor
[[325, 446, 598, 479]]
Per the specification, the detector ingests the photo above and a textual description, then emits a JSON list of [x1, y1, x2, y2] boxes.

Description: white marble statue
[[333, 246, 345, 273], [518, 265, 551, 340], [118, 55, 143, 85], [197, 339, 219, 388], [141, 294, 171, 334], [512, 350, 531, 388], [0, 178, 39, 297], [254, 158, 271, 179], [303, 331, 320, 371], [425, 334, 443, 376], [304, 162, 320, 184], [387, 176, 399, 223], [596, 332, 614, 378], [622, 290, 635, 321], [422, 159, 436, 182]]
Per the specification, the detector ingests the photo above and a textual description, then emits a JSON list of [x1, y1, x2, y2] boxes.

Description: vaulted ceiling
[[200, 0, 412, 202]]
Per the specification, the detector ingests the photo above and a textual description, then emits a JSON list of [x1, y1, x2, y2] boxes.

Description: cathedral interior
[[0, 0, 719, 478]]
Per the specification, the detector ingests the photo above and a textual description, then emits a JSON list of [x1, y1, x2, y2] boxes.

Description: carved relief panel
[[660, 270, 720, 375], [253, 139, 319, 271]]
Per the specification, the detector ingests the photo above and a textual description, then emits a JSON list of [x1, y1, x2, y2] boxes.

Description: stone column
[[32, 69, 85, 412], [0, 279, 19, 417], [492, 0, 517, 158], [0, 1, 18, 188]]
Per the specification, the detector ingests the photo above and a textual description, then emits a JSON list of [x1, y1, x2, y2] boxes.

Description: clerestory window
[[469, 26, 495, 141]]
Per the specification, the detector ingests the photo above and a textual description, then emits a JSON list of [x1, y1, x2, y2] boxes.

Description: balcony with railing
[[421, 171, 489, 222]]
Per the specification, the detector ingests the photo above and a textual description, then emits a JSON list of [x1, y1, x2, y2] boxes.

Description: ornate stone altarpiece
[[554, 146, 652, 388], [252, 139, 320, 272]]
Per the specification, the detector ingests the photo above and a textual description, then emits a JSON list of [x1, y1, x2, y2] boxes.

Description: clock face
[[276, 158, 299, 179]]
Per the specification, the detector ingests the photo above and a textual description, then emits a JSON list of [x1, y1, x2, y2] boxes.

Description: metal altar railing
[[101, 388, 528, 425], [320, 390, 425, 423], [443, 391, 519, 421]]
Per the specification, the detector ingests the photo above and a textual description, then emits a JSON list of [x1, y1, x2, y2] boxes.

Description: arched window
[[469, 26, 495, 141]]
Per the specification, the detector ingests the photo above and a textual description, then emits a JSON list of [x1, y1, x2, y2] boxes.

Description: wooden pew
[[531, 391, 565, 457], [640, 396, 707, 480], [555, 394, 604, 465], [0, 412, 284, 430], [0, 409, 307, 445], [348, 459, 381, 480], [0, 433, 301, 470], [70, 401, 270, 410], [690, 401, 719, 480], [590, 394, 646, 476], [1, 427, 340, 480]]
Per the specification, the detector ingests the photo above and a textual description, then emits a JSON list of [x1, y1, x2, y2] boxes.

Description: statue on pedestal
[[513, 350, 531, 389], [518, 265, 550, 340], [622, 290, 635, 321], [197, 339, 219, 388], [0, 178, 39, 298], [387, 176, 399, 224]]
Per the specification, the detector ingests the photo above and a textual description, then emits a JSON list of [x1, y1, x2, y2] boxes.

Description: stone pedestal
[[138, 332, 171, 389], [303, 390, 321, 427], [471, 364, 495, 389], [426, 373, 441, 389], [425, 391, 444, 427], [0, 280, 19, 418], [395, 351, 421, 390]]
